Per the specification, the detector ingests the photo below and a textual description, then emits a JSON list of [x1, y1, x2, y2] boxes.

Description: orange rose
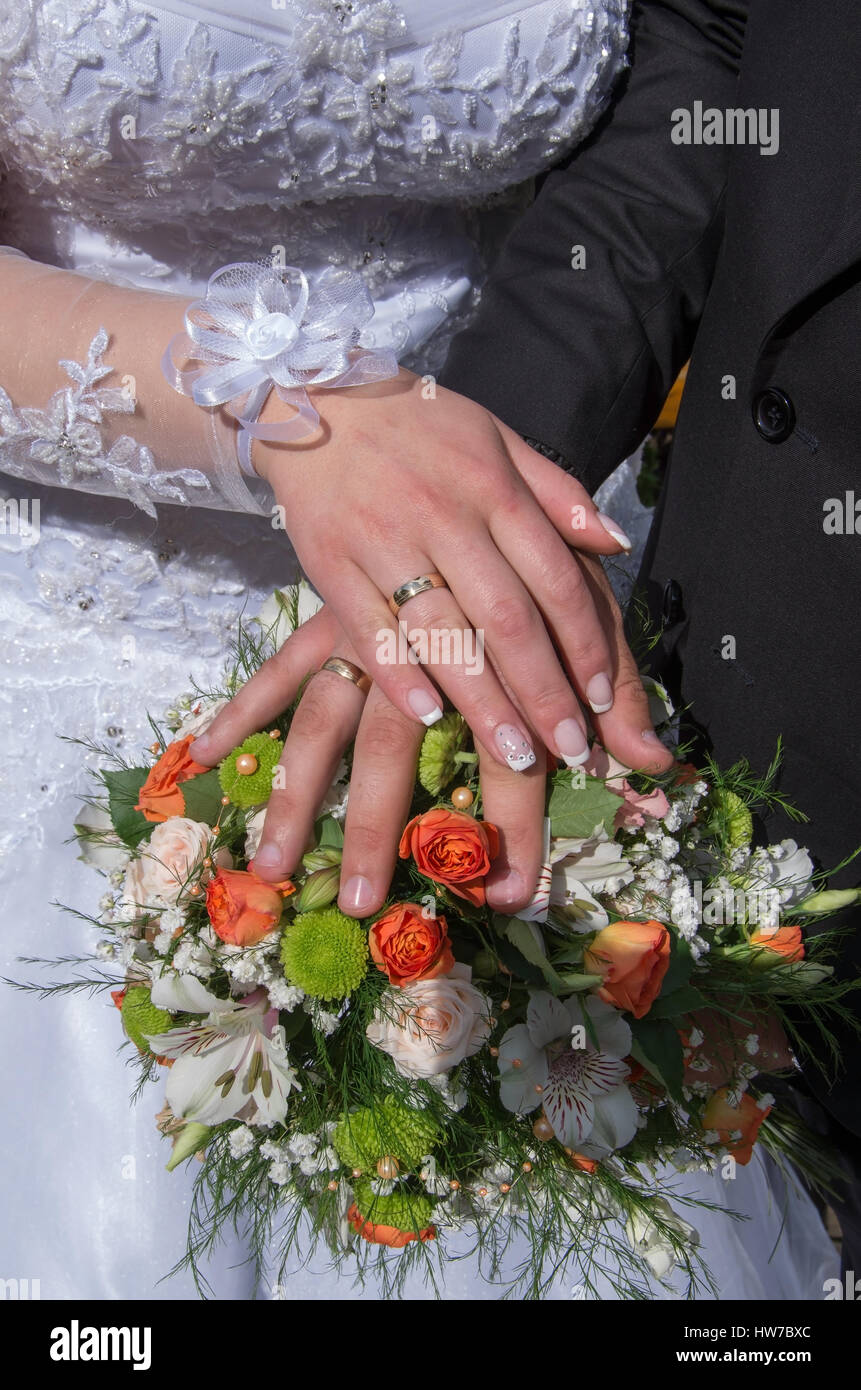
[[205, 867, 290, 946], [134, 736, 209, 824], [585, 919, 671, 1019], [702, 1087, 772, 1165], [369, 902, 454, 986], [347, 1203, 435, 1249], [750, 925, 804, 962], [398, 808, 499, 907]]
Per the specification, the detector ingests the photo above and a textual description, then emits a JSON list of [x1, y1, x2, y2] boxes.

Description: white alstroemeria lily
[[147, 986, 301, 1126], [498, 992, 637, 1159], [149, 965, 231, 1015], [548, 835, 633, 927]]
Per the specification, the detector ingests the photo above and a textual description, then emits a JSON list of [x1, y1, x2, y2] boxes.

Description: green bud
[[166, 1122, 211, 1171], [797, 887, 861, 915], [295, 864, 342, 912], [302, 846, 343, 872], [472, 948, 497, 979]]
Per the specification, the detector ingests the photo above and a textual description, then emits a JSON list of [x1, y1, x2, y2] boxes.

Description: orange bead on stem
[[451, 786, 474, 809]]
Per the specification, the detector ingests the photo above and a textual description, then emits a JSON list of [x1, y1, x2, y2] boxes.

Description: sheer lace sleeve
[[0, 247, 272, 519]]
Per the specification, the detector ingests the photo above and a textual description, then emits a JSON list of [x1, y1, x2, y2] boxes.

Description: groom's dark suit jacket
[[442, 0, 861, 1148]]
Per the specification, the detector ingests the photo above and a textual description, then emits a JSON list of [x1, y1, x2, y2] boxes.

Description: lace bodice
[[0, 1, 628, 244]]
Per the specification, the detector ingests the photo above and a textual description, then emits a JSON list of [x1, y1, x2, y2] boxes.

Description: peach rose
[[205, 867, 290, 947], [585, 919, 671, 1019], [135, 737, 209, 824], [369, 902, 454, 987], [123, 817, 221, 911], [347, 1203, 435, 1249], [750, 925, 804, 962], [702, 1087, 772, 1165], [398, 808, 499, 907], [366, 963, 492, 1077]]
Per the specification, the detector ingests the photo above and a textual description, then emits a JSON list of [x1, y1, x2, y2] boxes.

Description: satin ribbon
[[161, 260, 399, 476]]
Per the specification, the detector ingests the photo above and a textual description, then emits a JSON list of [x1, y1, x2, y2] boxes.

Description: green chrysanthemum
[[122, 985, 172, 1055], [418, 712, 467, 795], [352, 1178, 435, 1233], [218, 731, 284, 808], [334, 1096, 441, 1172], [280, 907, 369, 1000], [713, 788, 753, 848]]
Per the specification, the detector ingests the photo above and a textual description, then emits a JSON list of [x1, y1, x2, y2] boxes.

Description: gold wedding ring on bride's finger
[[388, 572, 448, 617], [319, 657, 372, 693]]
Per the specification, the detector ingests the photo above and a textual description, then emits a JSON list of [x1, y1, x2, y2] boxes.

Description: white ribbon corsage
[[161, 260, 399, 474]]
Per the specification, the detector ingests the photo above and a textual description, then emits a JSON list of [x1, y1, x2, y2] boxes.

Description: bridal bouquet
[[35, 585, 857, 1297]]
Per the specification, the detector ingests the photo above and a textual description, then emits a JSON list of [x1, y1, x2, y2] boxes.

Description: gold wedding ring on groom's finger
[[319, 657, 372, 693], [388, 572, 448, 618]]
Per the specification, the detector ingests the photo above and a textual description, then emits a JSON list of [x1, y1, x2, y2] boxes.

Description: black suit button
[[753, 388, 795, 443], [662, 579, 684, 625]]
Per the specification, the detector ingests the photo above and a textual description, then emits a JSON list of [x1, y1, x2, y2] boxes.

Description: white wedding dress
[[0, 0, 837, 1300]]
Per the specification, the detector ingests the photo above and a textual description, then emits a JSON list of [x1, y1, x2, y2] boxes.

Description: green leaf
[[104, 767, 153, 850], [316, 815, 345, 851], [556, 971, 602, 993], [504, 918, 566, 993], [646, 985, 707, 1020], [659, 933, 693, 996], [630, 1017, 685, 1101], [547, 774, 622, 839], [279, 1007, 309, 1043], [493, 937, 546, 988], [180, 769, 224, 826]]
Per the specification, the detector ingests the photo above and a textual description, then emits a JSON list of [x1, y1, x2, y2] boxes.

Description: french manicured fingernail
[[407, 688, 444, 726], [493, 723, 536, 772], [340, 874, 375, 915], [255, 843, 282, 870], [489, 870, 526, 907], [586, 673, 614, 714], [553, 717, 589, 767], [597, 513, 632, 551]]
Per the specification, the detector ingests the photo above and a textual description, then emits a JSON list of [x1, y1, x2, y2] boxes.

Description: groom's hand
[[252, 370, 667, 777]]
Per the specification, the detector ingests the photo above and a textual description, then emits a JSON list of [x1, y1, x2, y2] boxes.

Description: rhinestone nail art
[[494, 723, 536, 772]]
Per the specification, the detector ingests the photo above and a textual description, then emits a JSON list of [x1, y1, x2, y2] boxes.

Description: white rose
[[75, 802, 129, 873], [174, 697, 229, 742], [366, 963, 492, 1078], [625, 1198, 700, 1280], [123, 817, 227, 911]]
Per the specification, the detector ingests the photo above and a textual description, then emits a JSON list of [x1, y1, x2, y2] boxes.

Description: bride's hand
[[191, 557, 671, 913], [251, 369, 665, 777]]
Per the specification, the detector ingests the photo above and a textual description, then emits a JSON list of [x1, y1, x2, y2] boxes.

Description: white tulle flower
[[162, 261, 399, 470]]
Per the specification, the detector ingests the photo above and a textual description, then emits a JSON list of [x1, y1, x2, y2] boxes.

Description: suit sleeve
[[439, 0, 747, 494]]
